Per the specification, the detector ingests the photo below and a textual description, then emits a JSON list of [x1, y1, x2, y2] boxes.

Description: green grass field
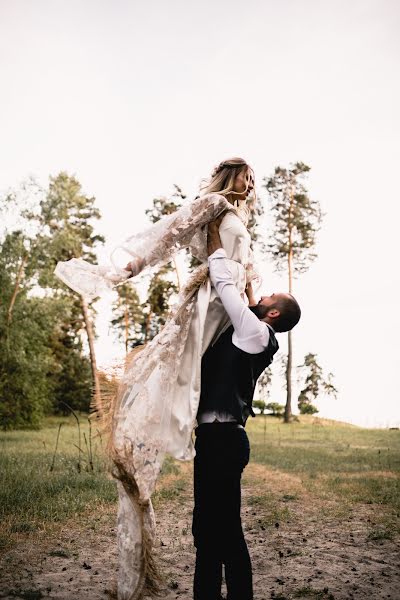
[[1, 414, 399, 554], [0, 415, 116, 551], [250, 415, 400, 513]]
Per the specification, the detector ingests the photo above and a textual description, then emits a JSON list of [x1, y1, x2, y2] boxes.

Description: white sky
[[1, 0, 399, 427]]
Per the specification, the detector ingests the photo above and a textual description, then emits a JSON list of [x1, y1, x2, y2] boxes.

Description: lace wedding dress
[[54, 193, 257, 599]]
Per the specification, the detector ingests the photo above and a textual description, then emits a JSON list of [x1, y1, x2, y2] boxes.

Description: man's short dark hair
[[272, 294, 301, 332]]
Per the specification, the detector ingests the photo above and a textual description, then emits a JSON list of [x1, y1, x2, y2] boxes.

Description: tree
[[0, 180, 46, 337], [253, 399, 266, 413], [297, 353, 338, 415], [111, 282, 146, 352], [0, 180, 96, 427], [0, 299, 58, 429], [263, 163, 322, 423], [265, 402, 285, 417], [247, 195, 266, 246], [0, 228, 85, 427], [37, 172, 105, 414], [0, 227, 59, 428], [49, 297, 93, 414], [257, 366, 272, 403], [145, 184, 186, 288], [145, 265, 178, 340], [109, 185, 185, 349], [142, 186, 185, 338]]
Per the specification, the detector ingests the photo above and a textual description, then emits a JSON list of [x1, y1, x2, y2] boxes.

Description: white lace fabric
[[54, 194, 246, 301]]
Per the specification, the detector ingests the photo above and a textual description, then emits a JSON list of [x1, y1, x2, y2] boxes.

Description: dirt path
[[1, 462, 399, 600]]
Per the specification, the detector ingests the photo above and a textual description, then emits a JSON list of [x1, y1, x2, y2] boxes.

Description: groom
[[192, 217, 301, 600]]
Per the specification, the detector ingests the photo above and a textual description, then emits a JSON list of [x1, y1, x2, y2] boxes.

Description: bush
[[266, 402, 285, 417], [253, 399, 266, 413], [299, 402, 319, 415]]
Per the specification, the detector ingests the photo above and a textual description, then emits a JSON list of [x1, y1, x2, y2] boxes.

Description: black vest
[[198, 324, 279, 426]]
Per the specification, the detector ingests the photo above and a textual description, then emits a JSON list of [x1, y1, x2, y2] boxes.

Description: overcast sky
[[1, 0, 399, 427]]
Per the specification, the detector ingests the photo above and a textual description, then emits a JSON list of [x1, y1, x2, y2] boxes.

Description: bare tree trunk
[[285, 330, 293, 423], [284, 184, 294, 423], [7, 254, 28, 327], [81, 297, 102, 416]]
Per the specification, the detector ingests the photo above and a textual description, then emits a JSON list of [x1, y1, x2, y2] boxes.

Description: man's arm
[[207, 221, 270, 354]]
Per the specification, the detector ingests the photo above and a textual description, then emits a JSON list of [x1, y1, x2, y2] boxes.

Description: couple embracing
[[55, 157, 301, 600]]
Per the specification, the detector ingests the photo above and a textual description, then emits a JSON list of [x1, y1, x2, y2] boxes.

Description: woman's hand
[[124, 256, 145, 278]]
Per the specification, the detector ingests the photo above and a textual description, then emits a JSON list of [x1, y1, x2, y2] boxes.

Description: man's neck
[[264, 318, 276, 333]]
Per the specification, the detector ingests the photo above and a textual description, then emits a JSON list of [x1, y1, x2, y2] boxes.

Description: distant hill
[[294, 414, 359, 428], [253, 412, 359, 428]]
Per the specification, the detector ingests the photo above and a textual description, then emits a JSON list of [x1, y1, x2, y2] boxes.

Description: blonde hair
[[199, 157, 257, 227], [200, 157, 256, 204]]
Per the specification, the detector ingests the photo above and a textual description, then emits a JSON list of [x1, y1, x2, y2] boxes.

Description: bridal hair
[[200, 157, 256, 203]]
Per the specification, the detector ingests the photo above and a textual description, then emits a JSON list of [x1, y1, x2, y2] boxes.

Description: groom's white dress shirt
[[197, 248, 273, 425]]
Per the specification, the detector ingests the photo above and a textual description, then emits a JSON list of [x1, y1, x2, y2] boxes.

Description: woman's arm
[[119, 194, 233, 276], [245, 281, 258, 306], [54, 194, 234, 300]]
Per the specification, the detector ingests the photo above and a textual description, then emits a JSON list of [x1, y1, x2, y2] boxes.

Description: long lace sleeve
[[117, 193, 232, 270], [54, 194, 233, 301]]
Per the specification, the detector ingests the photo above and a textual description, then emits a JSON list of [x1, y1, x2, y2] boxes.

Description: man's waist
[[196, 410, 238, 425], [195, 422, 244, 436]]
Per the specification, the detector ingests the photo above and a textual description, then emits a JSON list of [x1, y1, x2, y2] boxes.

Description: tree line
[[0, 165, 336, 430]]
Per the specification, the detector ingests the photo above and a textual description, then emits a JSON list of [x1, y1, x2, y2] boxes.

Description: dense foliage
[[0, 175, 101, 429]]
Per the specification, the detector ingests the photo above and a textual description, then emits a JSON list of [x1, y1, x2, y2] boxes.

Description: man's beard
[[249, 304, 269, 319]]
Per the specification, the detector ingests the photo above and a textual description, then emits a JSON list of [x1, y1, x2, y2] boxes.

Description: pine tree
[[247, 195, 266, 246], [297, 353, 338, 415], [111, 282, 146, 352], [263, 163, 322, 422], [145, 265, 178, 340], [37, 172, 105, 414], [143, 185, 184, 338]]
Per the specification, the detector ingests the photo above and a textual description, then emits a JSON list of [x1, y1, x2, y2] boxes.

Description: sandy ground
[[0, 462, 399, 600]]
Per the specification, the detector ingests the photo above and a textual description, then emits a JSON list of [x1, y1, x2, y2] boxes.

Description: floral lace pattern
[[112, 292, 195, 501], [54, 194, 236, 301]]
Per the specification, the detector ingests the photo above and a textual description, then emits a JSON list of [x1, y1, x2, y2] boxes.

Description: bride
[[55, 157, 259, 600]]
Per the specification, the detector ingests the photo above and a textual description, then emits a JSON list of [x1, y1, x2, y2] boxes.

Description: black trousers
[[192, 422, 253, 600]]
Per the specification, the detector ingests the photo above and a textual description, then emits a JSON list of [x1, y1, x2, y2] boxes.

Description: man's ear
[[267, 308, 280, 319]]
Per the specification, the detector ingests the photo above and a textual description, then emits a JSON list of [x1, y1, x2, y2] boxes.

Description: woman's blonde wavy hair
[[200, 157, 256, 205]]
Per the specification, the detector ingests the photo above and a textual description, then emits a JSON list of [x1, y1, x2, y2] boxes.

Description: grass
[[1, 414, 399, 553], [0, 416, 188, 553], [0, 414, 116, 552], [152, 477, 187, 507], [246, 490, 292, 529], [366, 526, 394, 541], [247, 415, 400, 513]]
